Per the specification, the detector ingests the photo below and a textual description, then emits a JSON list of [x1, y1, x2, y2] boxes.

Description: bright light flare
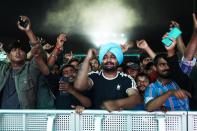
[[44, 0, 142, 47], [90, 32, 127, 47]]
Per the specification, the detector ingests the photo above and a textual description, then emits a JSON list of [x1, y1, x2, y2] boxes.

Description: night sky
[[0, 0, 196, 54]]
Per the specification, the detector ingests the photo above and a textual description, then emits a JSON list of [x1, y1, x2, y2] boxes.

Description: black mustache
[[104, 62, 114, 65], [163, 69, 170, 72]]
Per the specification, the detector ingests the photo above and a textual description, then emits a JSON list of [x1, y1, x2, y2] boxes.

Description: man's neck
[[157, 77, 171, 86], [102, 70, 118, 79], [11, 62, 24, 70]]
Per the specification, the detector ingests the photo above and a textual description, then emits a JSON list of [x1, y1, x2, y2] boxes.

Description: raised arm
[[136, 40, 156, 59], [163, 36, 193, 92], [47, 33, 66, 67], [169, 21, 186, 55], [184, 13, 197, 60], [74, 49, 97, 91], [17, 15, 49, 75], [17, 16, 38, 45]]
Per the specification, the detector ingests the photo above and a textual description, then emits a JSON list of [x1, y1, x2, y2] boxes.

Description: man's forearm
[[34, 56, 50, 75], [184, 32, 197, 60], [47, 45, 62, 66], [144, 46, 156, 59], [69, 89, 91, 108], [115, 94, 142, 109], [146, 91, 172, 112], [74, 58, 91, 91], [25, 30, 38, 45], [177, 36, 186, 55]]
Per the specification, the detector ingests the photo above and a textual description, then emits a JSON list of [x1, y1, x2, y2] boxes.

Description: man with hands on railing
[[74, 43, 141, 112], [144, 36, 192, 111], [55, 64, 92, 110]]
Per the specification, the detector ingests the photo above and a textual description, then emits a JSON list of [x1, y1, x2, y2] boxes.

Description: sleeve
[[144, 84, 157, 104], [179, 56, 196, 75], [126, 76, 138, 95], [88, 71, 99, 88], [28, 58, 42, 85]]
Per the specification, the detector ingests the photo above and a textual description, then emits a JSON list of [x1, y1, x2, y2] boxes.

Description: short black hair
[[137, 72, 149, 78], [139, 53, 149, 62], [153, 53, 168, 66], [61, 64, 76, 72], [144, 62, 154, 70], [68, 58, 80, 65], [4, 40, 30, 54]]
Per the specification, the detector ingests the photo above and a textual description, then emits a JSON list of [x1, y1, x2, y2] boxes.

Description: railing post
[[47, 114, 56, 131], [94, 115, 104, 131], [155, 115, 166, 131]]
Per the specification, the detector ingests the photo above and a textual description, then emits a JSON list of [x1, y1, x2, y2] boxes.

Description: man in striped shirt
[[144, 54, 190, 111]]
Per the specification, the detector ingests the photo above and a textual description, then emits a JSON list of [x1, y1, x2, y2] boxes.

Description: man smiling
[[74, 43, 141, 111]]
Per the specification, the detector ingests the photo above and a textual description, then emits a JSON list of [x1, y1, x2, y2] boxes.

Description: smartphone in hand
[[18, 16, 29, 28], [162, 27, 182, 47]]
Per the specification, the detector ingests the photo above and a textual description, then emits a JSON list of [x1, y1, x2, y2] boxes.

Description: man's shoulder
[[118, 72, 135, 81], [88, 70, 101, 76], [0, 61, 10, 69], [147, 81, 160, 89]]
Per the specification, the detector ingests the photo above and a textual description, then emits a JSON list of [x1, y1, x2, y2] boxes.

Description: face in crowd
[[69, 60, 80, 70], [102, 52, 119, 72], [142, 57, 152, 66], [136, 74, 149, 94], [155, 57, 171, 79], [8, 48, 26, 65], [90, 58, 100, 71], [125, 67, 139, 79], [62, 65, 77, 78]]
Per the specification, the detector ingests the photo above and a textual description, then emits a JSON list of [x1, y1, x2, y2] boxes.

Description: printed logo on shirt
[[116, 84, 121, 90]]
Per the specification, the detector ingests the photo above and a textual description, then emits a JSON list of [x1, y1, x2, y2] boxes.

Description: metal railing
[[0, 110, 195, 131]]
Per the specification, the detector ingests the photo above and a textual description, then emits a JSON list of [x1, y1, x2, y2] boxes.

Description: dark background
[[0, 0, 196, 54]]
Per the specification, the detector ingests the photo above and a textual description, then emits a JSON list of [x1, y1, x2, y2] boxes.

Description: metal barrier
[[0, 110, 189, 131], [188, 111, 197, 131]]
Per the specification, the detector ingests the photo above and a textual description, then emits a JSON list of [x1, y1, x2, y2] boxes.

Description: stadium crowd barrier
[[1, 110, 196, 131]]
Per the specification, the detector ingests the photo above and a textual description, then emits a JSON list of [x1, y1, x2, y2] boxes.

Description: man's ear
[[7, 53, 11, 60], [153, 65, 156, 71]]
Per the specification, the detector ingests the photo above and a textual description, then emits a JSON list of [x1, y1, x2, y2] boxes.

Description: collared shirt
[[144, 80, 189, 111], [179, 57, 196, 75]]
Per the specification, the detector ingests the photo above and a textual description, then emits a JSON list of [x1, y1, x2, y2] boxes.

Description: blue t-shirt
[[144, 80, 189, 111]]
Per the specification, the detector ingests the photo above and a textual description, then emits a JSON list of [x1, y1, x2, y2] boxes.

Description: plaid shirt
[[179, 57, 196, 75], [144, 80, 190, 111]]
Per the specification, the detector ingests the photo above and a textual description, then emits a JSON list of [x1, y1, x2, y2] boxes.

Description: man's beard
[[102, 62, 118, 72], [158, 70, 172, 79]]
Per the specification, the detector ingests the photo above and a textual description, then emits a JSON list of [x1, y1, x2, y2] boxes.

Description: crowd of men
[[0, 13, 197, 113]]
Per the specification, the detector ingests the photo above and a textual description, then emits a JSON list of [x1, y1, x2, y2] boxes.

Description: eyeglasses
[[144, 58, 152, 62]]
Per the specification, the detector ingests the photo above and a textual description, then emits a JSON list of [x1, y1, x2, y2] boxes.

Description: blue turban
[[98, 42, 123, 65]]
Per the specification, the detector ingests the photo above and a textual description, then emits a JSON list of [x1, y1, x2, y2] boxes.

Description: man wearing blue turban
[[74, 43, 141, 111]]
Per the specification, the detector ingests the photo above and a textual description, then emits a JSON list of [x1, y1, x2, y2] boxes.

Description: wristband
[[55, 46, 63, 52], [50, 53, 58, 59]]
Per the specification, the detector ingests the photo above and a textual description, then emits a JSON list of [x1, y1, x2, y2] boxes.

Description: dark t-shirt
[[189, 66, 197, 110], [88, 71, 136, 109], [55, 92, 81, 109], [0, 69, 20, 109]]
